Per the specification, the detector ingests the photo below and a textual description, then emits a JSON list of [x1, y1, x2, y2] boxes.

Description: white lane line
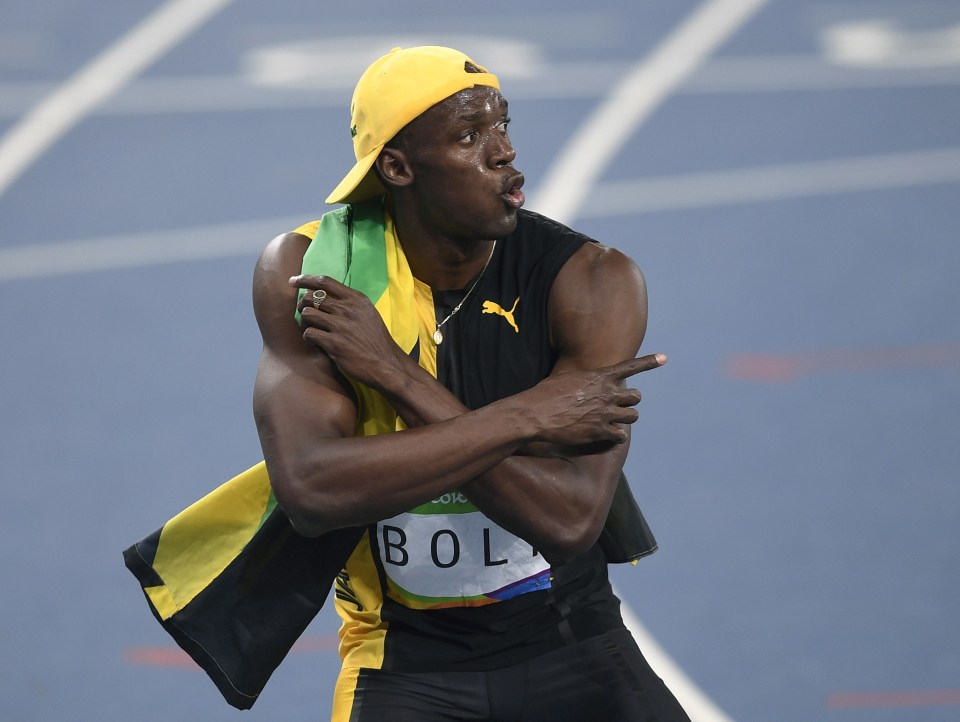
[[3, 57, 959, 121], [580, 147, 960, 216], [682, 55, 960, 93], [0, 0, 236, 199], [7, 145, 954, 283], [529, 0, 769, 225], [0, 216, 304, 282], [615, 589, 737, 722], [532, 1, 768, 720]]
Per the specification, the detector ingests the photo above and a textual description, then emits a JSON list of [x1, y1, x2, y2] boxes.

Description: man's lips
[[501, 173, 526, 209]]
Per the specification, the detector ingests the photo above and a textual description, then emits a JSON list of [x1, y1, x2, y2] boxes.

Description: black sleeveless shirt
[[366, 210, 627, 672]]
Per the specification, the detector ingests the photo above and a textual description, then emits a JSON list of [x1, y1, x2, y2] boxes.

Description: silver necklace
[[433, 241, 496, 345]]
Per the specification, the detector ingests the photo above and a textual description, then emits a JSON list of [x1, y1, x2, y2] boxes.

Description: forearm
[[277, 240, 656, 557], [376, 357, 619, 559], [260, 390, 533, 536]]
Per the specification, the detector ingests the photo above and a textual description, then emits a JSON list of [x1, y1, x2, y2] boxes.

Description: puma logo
[[482, 297, 520, 333]]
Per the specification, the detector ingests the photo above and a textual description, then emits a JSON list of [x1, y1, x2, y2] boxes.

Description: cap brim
[[325, 146, 386, 205]]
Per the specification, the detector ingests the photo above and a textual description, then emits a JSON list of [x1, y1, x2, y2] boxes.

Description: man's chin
[[442, 206, 520, 243], [491, 209, 520, 239]]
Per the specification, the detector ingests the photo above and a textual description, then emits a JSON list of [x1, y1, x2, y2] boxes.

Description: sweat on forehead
[[422, 86, 506, 124], [387, 86, 506, 150]]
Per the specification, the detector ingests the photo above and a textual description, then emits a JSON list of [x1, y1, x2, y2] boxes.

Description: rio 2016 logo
[[431, 491, 469, 505]]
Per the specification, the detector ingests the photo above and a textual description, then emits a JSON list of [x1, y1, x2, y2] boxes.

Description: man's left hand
[[291, 274, 407, 387]]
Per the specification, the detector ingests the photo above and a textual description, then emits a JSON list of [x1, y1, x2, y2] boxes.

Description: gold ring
[[312, 289, 327, 309]]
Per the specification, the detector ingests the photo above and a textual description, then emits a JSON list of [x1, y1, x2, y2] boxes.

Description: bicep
[[251, 231, 359, 489], [549, 243, 648, 373], [544, 245, 650, 479], [253, 347, 356, 446]]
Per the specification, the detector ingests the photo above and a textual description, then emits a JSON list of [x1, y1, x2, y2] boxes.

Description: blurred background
[[1, 1, 958, 720]]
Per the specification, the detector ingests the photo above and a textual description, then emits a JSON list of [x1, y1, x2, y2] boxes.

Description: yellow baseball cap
[[325, 46, 500, 205]]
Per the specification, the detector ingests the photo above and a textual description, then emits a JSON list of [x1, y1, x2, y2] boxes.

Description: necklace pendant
[[433, 328, 444, 345]]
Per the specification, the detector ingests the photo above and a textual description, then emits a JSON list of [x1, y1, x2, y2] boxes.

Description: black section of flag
[[124, 510, 363, 710]]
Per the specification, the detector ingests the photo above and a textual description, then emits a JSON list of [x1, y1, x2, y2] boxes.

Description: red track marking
[[725, 343, 960, 382], [125, 634, 339, 669], [125, 646, 199, 669], [827, 690, 960, 708]]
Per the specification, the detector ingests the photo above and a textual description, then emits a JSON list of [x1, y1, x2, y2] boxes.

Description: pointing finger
[[607, 353, 667, 380]]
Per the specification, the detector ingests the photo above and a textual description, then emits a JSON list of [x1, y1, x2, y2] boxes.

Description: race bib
[[375, 493, 552, 609]]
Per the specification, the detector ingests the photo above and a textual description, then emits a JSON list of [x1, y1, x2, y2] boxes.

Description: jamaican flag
[[123, 199, 417, 709]]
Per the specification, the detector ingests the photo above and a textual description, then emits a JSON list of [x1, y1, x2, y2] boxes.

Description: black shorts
[[334, 627, 691, 722]]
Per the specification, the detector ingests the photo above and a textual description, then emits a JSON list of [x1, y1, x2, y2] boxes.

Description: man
[[252, 46, 688, 721]]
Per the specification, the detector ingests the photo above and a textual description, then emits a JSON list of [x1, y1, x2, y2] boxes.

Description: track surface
[[1, 1, 958, 720]]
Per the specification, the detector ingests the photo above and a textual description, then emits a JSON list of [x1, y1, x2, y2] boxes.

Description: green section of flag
[[258, 493, 278, 531], [296, 200, 388, 321], [343, 200, 389, 303]]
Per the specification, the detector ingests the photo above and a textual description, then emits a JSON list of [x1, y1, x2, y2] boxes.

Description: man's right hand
[[519, 354, 667, 446]]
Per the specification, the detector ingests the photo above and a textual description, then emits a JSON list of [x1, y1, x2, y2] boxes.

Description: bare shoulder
[[252, 228, 355, 424], [557, 240, 646, 291], [256, 230, 311, 276], [252, 231, 312, 345], [549, 241, 648, 367]]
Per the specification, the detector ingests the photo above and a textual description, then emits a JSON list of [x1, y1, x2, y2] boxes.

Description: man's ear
[[376, 148, 414, 191]]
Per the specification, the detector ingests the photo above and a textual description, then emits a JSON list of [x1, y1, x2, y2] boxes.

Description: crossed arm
[[252, 231, 662, 563]]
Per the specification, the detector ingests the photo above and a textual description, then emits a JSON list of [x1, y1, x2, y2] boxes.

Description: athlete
[[252, 46, 689, 721]]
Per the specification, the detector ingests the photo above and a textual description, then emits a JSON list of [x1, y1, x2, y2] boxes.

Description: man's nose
[[491, 134, 516, 168]]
